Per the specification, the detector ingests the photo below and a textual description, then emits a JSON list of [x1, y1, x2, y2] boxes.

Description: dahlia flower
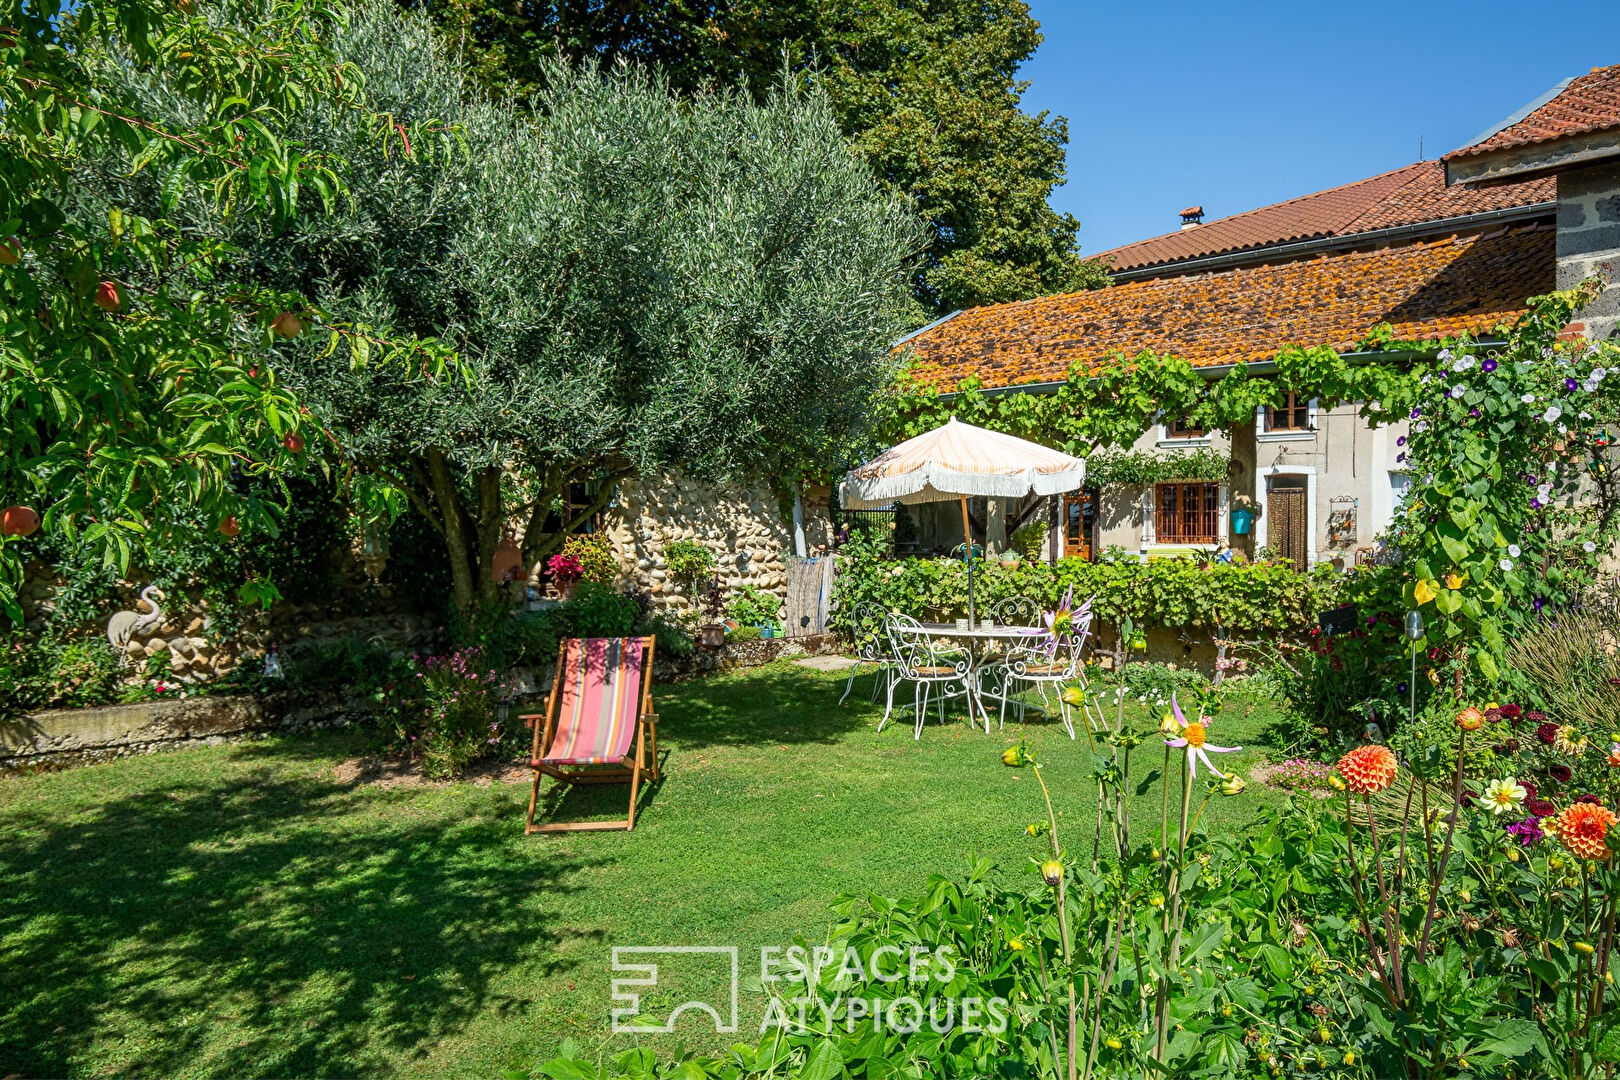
[[1555, 801, 1618, 861], [1163, 693, 1241, 779], [1554, 725, 1591, 756], [1483, 777, 1528, 816], [1456, 707, 1486, 732], [1337, 744, 1399, 796]]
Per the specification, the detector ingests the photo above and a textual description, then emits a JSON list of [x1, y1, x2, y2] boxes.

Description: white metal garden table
[[914, 621, 1046, 731]]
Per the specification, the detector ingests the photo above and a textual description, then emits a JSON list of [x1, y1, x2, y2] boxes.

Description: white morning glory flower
[[1500, 558, 1515, 571], [1508, 544, 1521, 558], [1437, 348, 1452, 361], [1585, 541, 1598, 553], [1544, 406, 1562, 423], [1453, 356, 1475, 372], [1593, 367, 1608, 382], [1522, 393, 1537, 404], [1451, 386, 1466, 399], [1538, 483, 1554, 498]]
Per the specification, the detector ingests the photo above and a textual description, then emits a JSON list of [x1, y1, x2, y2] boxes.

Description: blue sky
[[1020, 1, 1620, 256]]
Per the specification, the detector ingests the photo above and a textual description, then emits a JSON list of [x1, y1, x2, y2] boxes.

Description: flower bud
[[1148, 893, 1165, 908], [1221, 775, 1247, 796], [1576, 941, 1596, 955], [1040, 859, 1063, 887], [1105, 1037, 1122, 1051]]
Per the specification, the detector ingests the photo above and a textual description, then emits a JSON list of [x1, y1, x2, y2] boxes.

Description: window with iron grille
[[1265, 393, 1312, 432], [1154, 482, 1220, 543]]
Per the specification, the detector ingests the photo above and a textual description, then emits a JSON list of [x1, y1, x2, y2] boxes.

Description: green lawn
[[0, 662, 1287, 1079]]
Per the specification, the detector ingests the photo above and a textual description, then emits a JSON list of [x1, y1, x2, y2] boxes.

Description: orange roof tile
[[1098, 162, 1552, 273], [1448, 64, 1620, 159], [904, 226, 1553, 391]]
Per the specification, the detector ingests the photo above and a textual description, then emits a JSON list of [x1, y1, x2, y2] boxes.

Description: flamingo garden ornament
[[1163, 692, 1242, 779], [107, 585, 166, 659]]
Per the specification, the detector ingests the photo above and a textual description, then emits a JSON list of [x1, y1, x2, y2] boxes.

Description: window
[[1166, 417, 1206, 439], [1265, 393, 1312, 432], [1154, 482, 1220, 544]]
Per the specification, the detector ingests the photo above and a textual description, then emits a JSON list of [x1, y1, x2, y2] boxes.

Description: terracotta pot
[[700, 623, 726, 648]]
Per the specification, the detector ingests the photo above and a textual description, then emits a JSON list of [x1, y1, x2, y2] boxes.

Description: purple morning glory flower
[[1396, 436, 1406, 446], [1567, 378, 1579, 392], [1397, 682, 1409, 694], [1534, 597, 1546, 611], [1530, 498, 1543, 510], [1411, 407, 1422, 419], [1397, 453, 1407, 462], [1469, 408, 1480, 417], [1481, 358, 1498, 373]]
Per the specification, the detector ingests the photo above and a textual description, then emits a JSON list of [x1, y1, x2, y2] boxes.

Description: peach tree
[[0, 0, 450, 623]]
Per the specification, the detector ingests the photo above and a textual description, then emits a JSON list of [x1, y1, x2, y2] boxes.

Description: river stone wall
[[600, 474, 834, 613]]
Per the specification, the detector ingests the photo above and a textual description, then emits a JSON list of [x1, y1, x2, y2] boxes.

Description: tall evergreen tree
[[405, 0, 1109, 313]]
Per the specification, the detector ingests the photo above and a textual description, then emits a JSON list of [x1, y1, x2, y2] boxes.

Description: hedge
[[832, 550, 1340, 635]]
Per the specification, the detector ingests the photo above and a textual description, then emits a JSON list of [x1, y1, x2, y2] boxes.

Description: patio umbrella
[[840, 418, 1086, 627]]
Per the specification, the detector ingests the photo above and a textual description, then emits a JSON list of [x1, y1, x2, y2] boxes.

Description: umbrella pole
[[960, 496, 975, 629]]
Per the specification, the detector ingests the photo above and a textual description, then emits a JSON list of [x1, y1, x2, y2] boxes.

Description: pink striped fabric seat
[[538, 638, 647, 765]]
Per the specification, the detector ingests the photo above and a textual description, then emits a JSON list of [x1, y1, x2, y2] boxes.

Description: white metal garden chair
[[839, 602, 898, 722], [993, 608, 1094, 738], [882, 613, 980, 739]]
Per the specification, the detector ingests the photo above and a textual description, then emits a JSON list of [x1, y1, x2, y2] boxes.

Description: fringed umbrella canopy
[[840, 418, 1086, 509], [839, 418, 1086, 628]]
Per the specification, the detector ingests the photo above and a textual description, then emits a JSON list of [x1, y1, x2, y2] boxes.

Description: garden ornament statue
[[106, 585, 165, 662]]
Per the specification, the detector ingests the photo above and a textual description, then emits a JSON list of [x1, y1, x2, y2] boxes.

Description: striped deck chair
[[523, 636, 660, 834]]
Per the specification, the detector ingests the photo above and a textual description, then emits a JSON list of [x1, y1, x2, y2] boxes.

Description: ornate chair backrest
[[849, 602, 891, 663], [885, 612, 967, 679], [1006, 607, 1095, 680], [991, 596, 1043, 628]]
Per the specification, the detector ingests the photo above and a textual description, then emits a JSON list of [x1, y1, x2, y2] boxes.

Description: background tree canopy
[[214, 0, 922, 617], [403, 0, 1110, 314]]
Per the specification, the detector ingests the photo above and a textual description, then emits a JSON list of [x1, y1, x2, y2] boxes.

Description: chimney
[[1179, 205, 1204, 230]]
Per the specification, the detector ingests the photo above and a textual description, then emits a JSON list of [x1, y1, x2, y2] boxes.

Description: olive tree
[[252, 1, 922, 617]]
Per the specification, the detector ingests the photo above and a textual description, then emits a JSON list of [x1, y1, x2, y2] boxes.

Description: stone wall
[[1558, 162, 1620, 341], [600, 473, 834, 613]]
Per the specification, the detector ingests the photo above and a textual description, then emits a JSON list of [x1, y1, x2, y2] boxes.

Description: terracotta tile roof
[[1098, 161, 1552, 273], [1447, 65, 1620, 160], [905, 226, 1553, 391]]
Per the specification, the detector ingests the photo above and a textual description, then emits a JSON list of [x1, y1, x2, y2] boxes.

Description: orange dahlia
[[1337, 745, 1399, 796], [1555, 801, 1618, 861], [1456, 707, 1486, 732]]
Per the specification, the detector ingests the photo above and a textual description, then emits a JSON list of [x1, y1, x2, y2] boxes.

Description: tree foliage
[[198, 0, 921, 618], [403, 0, 1108, 313], [0, 0, 446, 624]]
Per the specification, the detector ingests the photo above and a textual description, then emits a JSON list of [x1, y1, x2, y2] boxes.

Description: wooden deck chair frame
[[522, 635, 660, 834]]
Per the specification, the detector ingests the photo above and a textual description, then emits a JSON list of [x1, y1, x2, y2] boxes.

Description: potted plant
[[546, 551, 584, 600], [699, 578, 727, 648], [1230, 493, 1260, 536]]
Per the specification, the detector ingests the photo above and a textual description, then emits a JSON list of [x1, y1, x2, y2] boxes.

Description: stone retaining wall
[[601, 474, 834, 613], [2, 633, 841, 772]]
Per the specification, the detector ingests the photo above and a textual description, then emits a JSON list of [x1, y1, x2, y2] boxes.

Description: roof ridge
[[1098, 162, 1428, 262]]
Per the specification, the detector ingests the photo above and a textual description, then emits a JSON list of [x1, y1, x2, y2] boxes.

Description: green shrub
[[560, 534, 617, 584], [725, 584, 782, 630], [832, 550, 1339, 636], [1009, 521, 1044, 561], [664, 539, 717, 593], [409, 646, 508, 779]]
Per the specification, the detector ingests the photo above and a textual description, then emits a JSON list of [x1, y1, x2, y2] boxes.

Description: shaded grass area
[[0, 662, 1287, 1079]]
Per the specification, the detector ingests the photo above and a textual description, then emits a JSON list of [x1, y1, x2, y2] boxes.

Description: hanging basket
[[1231, 507, 1254, 535]]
